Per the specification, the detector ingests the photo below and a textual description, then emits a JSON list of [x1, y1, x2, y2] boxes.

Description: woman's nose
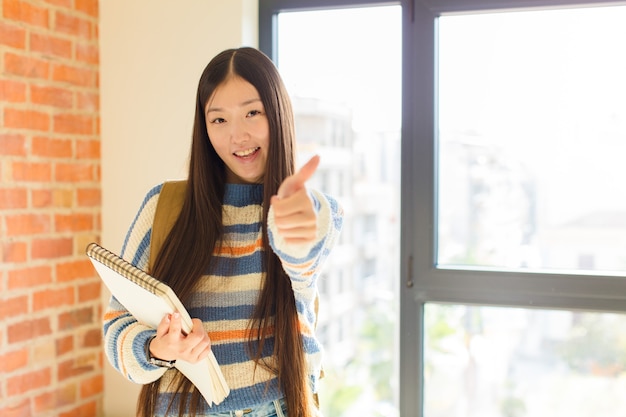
[[229, 120, 248, 143]]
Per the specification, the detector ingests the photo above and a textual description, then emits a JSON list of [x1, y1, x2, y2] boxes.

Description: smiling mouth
[[234, 147, 260, 157]]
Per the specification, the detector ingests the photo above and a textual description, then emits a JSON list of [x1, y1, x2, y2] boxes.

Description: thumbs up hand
[[270, 155, 320, 245]]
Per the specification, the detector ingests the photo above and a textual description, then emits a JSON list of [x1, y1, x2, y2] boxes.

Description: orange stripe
[[298, 320, 314, 336], [103, 310, 127, 321], [209, 323, 314, 341], [300, 269, 315, 278], [214, 237, 263, 257], [209, 326, 274, 342], [118, 326, 131, 377]]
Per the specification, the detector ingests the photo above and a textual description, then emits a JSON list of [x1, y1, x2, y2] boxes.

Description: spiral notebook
[[86, 242, 230, 406]]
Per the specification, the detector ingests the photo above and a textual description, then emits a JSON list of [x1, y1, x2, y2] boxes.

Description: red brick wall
[[0, 0, 102, 416]]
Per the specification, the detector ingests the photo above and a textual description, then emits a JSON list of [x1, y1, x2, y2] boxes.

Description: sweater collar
[[223, 183, 264, 207]]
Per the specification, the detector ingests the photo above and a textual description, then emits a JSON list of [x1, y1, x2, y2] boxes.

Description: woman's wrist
[[145, 335, 176, 368]]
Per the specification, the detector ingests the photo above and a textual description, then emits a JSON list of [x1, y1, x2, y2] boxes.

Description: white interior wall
[[99, 1, 257, 415]]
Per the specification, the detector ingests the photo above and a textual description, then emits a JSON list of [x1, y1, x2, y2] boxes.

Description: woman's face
[[205, 76, 270, 184]]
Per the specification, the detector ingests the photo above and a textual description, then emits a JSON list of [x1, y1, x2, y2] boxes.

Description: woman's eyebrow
[[206, 98, 262, 114]]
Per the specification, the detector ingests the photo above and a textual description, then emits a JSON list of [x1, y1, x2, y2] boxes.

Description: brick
[[57, 258, 95, 281], [58, 307, 93, 331], [56, 383, 78, 407], [55, 213, 93, 233], [77, 187, 100, 206], [54, 113, 93, 134], [80, 327, 101, 348], [2, 240, 28, 263], [76, 42, 98, 65], [0, 79, 27, 102], [33, 383, 77, 414], [0, 348, 29, 373], [31, 85, 74, 109], [0, 20, 26, 48], [4, 108, 50, 131], [52, 63, 95, 87], [32, 188, 52, 207], [60, 400, 98, 417], [76, 139, 100, 159], [8, 317, 52, 344], [31, 237, 73, 259], [0, 400, 31, 417], [30, 32, 72, 59], [32, 136, 73, 158], [58, 354, 96, 381], [76, 91, 99, 111], [56, 335, 74, 355], [7, 368, 52, 396], [55, 11, 92, 39], [0, 133, 26, 156], [0, 187, 28, 209], [33, 391, 56, 414], [7, 265, 52, 289], [75, 0, 98, 18], [5, 213, 50, 236], [0, 295, 29, 320], [11, 161, 52, 182], [80, 374, 103, 399], [4, 52, 49, 79], [76, 234, 99, 255], [33, 339, 56, 362], [33, 286, 75, 311], [55, 162, 94, 182], [54, 188, 75, 207], [3, 0, 50, 28], [78, 280, 100, 302]]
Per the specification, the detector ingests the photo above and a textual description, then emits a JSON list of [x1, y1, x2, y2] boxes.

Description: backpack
[[148, 180, 186, 271]]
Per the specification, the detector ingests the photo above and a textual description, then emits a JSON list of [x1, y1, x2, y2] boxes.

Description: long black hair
[[138, 47, 314, 417]]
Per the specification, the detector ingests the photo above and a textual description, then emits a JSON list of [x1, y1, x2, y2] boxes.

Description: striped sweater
[[103, 183, 343, 415]]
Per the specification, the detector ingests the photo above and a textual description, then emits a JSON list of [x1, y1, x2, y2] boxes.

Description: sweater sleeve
[[102, 183, 167, 384], [267, 189, 343, 291]]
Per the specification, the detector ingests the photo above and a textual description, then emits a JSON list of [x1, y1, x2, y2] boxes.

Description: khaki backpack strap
[[148, 180, 187, 273]]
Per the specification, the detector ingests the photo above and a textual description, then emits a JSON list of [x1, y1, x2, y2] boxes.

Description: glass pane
[[277, 6, 401, 417], [437, 6, 626, 273], [425, 303, 626, 417]]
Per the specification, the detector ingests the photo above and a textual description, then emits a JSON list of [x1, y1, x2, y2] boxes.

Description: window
[[262, 3, 401, 416], [438, 7, 626, 273], [260, 1, 626, 416]]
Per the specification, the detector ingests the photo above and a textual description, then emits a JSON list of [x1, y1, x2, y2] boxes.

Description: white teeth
[[234, 147, 258, 157]]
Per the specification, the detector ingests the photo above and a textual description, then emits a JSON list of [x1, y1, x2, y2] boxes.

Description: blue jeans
[[211, 399, 287, 417]]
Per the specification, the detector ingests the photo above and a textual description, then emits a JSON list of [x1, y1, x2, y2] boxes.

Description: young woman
[[103, 47, 343, 417]]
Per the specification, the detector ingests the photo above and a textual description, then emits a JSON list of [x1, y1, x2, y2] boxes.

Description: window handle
[[407, 254, 414, 288]]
